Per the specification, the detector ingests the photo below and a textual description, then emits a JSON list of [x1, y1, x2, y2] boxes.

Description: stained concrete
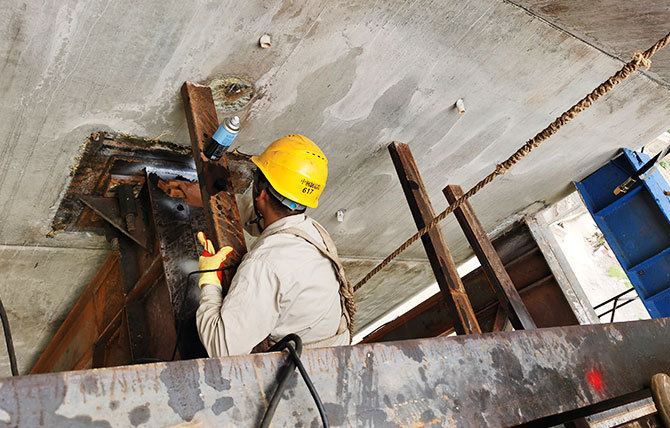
[[0, 245, 109, 375], [511, 0, 670, 84], [1, 1, 670, 376], [341, 258, 436, 329]]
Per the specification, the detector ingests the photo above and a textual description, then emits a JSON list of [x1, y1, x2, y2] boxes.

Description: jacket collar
[[259, 213, 307, 238]]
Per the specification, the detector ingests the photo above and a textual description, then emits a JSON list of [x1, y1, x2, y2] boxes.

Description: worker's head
[[251, 133, 328, 206], [251, 168, 305, 218]]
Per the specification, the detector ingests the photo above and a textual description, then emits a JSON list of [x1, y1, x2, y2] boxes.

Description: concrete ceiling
[[1, 0, 669, 376], [511, 0, 670, 83]]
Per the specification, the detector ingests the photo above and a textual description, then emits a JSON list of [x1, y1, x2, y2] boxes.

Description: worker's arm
[[196, 257, 281, 357]]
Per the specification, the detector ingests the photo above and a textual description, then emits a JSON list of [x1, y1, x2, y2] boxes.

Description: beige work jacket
[[196, 214, 349, 357]]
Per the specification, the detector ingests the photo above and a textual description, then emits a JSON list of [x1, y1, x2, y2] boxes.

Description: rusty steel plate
[[2, 319, 669, 427]]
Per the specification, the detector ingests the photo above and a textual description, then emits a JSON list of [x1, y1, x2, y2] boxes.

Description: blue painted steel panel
[[576, 148, 670, 318], [629, 248, 670, 298]]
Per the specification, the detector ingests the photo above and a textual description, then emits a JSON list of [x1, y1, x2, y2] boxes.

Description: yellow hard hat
[[251, 134, 328, 208]]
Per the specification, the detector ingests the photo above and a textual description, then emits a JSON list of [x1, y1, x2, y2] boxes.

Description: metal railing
[[594, 288, 639, 322]]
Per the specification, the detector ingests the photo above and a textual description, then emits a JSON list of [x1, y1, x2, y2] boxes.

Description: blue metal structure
[[576, 148, 670, 317]]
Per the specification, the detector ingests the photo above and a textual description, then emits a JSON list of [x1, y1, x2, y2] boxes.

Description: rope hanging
[[354, 31, 670, 292]]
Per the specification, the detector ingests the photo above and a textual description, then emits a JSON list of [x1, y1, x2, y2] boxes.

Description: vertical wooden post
[[389, 142, 481, 335], [443, 184, 536, 330], [180, 82, 247, 289]]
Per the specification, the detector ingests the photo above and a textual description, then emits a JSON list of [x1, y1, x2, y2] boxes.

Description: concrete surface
[[0, 245, 109, 375], [512, 0, 670, 84], [1, 0, 670, 376]]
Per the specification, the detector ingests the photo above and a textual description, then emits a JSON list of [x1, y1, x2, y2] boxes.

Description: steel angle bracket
[[79, 194, 151, 249], [145, 166, 204, 320]]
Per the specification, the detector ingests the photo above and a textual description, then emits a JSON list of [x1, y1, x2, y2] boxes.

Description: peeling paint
[[1, 320, 666, 427]]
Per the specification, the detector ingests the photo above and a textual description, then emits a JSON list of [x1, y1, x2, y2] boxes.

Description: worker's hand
[[197, 232, 234, 289]]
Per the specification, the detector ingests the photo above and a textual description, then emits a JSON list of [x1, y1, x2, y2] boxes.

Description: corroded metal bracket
[[363, 221, 579, 343], [9, 319, 670, 427], [145, 167, 203, 320], [388, 142, 481, 335], [180, 81, 247, 292], [35, 122, 255, 371], [444, 184, 537, 330], [79, 194, 151, 249]]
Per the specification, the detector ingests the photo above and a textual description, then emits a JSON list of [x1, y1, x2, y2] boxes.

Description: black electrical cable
[[259, 336, 302, 428], [285, 343, 329, 427], [184, 266, 328, 426], [0, 297, 19, 376], [260, 334, 329, 428], [169, 265, 237, 361]]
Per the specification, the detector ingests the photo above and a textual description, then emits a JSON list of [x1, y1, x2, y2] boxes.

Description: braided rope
[[353, 31, 670, 292], [341, 277, 357, 337]]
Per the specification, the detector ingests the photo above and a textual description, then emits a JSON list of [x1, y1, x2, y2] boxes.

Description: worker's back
[[251, 214, 346, 345], [197, 213, 346, 356]]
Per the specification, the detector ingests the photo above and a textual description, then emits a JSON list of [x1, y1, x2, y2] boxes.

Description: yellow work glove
[[197, 231, 234, 289]]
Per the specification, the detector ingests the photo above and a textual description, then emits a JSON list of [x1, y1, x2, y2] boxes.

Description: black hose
[[185, 265, 237, 287], [171, 265, 237, 361], [259, 336, 302, 428], [285, 343, 329, 427], [0, 297, 19, 376], [185, 269, 329, 426], [259, 334, 329, 428]]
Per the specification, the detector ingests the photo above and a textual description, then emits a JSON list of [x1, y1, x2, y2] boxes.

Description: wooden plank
[[180, 82, 246, 290], [444, 184, 536, 330], [388, 142, 480, 335]]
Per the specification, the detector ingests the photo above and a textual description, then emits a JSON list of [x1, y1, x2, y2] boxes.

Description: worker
[[195, 134, 356, 357]]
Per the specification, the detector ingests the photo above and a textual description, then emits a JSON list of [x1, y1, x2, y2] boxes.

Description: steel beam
[[363, 222, 578, 343], [145, 168, 203, 320], [8, 319, 670, 427], [78, 195, 150, 249], [30, 254, 124, 374], [388, 142, 481, 335], [444, 184, 537, 330], [145, 168, 209, 360], [526, 213, 600, 324], [614, 413, 663, 427], [180, 81, 246, 291]]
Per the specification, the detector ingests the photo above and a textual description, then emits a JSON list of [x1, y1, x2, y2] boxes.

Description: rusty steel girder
[[4, 319, 669, 427]]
